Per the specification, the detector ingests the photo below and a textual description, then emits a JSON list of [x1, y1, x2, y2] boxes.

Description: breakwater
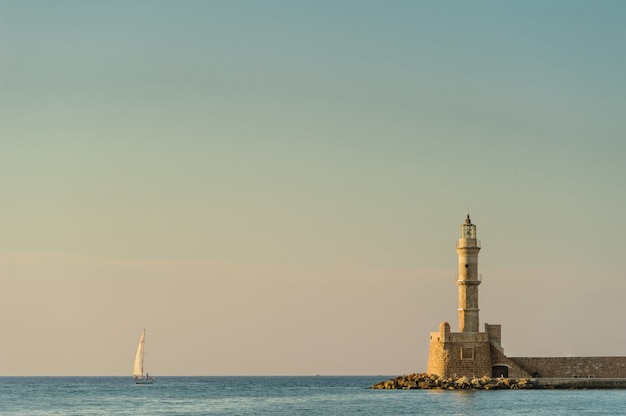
[[370, 373, 626, 390]]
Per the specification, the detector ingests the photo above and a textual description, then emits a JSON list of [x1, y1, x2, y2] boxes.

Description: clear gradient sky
[[1, 0, 626, 376]]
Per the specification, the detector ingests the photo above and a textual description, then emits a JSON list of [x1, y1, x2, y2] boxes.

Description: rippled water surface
[[1, 376, 625, 415]]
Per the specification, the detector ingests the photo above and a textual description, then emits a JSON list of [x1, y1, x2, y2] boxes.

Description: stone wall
[[442, 340, 492, 377], [485, 324, 501, 345], [428, 339, 493, 377], [489, 343, 531, 378], [510, 357, 626, 378], [427, 323, 493, 377], [427, 321, 626, 379]]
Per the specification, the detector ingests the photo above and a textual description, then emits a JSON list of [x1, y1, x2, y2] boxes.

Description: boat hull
[[133, 376, 155, 385]]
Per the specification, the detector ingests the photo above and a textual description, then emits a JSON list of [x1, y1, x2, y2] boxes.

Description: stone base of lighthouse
[[427, 322, 531, 378]]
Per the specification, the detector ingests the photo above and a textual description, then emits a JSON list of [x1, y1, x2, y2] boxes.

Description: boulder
[[370, 373, 542, 390]]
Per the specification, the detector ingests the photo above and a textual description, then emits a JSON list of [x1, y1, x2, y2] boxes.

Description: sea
[[1, 376, 625, 415]]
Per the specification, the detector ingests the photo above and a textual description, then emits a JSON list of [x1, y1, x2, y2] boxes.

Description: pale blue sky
[[1, 1, 626, 375]]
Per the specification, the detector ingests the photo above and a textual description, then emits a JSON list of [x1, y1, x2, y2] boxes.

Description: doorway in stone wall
[[492, 365, 509, 377]]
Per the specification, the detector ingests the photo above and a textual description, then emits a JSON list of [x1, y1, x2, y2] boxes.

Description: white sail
[[133, 329, 145, 378]]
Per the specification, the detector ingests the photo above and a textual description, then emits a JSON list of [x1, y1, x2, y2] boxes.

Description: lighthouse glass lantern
[[461, 215, 476, 239]]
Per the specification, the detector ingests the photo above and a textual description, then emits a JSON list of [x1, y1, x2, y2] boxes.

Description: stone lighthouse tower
[[427, 214, 502, 377], [457, 214, 481, 333]]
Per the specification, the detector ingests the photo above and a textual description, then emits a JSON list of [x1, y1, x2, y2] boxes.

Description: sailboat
[[133, 329, 155, 384]]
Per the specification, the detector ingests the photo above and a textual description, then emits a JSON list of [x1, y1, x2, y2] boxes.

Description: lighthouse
[[427, 214, 502, 377], [424, 214, 626, 379], [456, 214, 481, 333]]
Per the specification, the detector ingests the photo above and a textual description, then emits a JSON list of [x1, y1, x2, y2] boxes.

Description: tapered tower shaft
[[456, 214, 481, 332]]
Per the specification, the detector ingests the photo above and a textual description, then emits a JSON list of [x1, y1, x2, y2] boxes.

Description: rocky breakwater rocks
[[370, 373, 538, 390]]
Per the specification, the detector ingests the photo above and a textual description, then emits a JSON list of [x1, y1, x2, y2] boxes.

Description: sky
[[1, 0, 626, 376]]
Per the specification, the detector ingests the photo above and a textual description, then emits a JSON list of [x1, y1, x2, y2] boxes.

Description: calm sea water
[[1, 376, 625, 415]]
